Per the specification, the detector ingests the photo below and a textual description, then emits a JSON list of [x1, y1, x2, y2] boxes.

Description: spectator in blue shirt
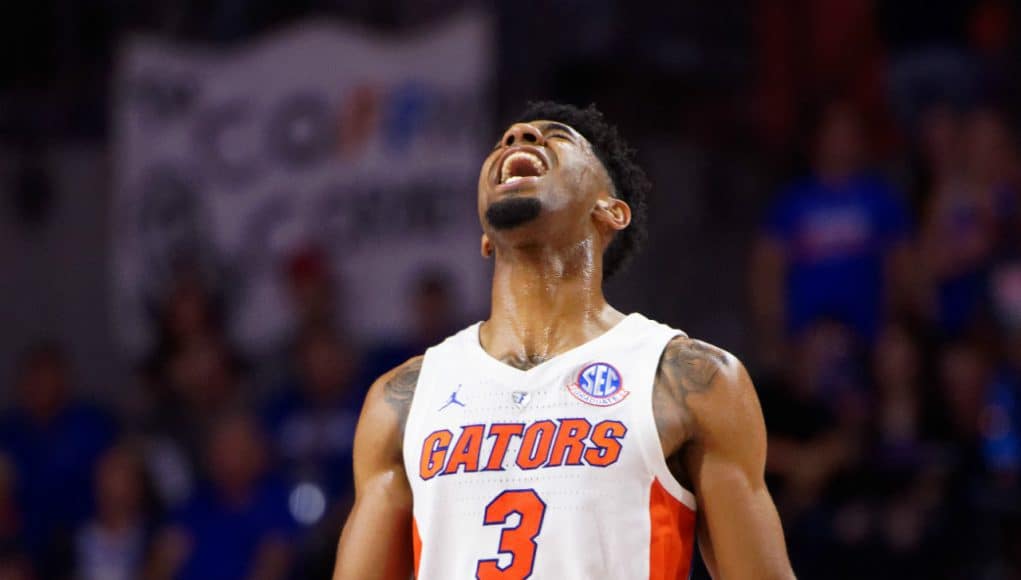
[[73, 444, 155, 580], [362, 269, 461, 383], [262, 327, 366, 577], [0, 343, 117, 576], [919, 107, 1019, 336], [148, 412, 296, 580], [752, 101, 914, 366], [263, 327, 361, 512], [980, 275, 1021, 485], [983, 368, 1020, 482]]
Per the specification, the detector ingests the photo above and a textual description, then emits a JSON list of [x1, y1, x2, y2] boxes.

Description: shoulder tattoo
[[654, 338, 731, 447], [383, 358, 422, 433]]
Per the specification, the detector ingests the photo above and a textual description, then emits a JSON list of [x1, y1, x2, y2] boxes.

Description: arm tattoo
[[654, 338, 730, 451], [383, 358, 422, 434], [500, 354, 550, 371]]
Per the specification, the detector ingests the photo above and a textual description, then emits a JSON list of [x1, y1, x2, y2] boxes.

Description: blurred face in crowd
[[18, 347, 69, 422], [169, 339, 236, 410], [874, 324, 922, 441], [290, 277, 333, 326], [412, 276, 453, 343], [476, 120, 625, 256], [963, 109, 1015, 186], [1005, 330, 1021, 371], [939, 342, 990, 436], [0, 555, 33, 580], [918, 105, 961, 177], [286, 248, 335, 327], [166, 279, 211, 341], [207, 415, 267, 499], [874, 324, 921, 393], [95, 446, 145, 526], [0, 453, 14, 508], [815, 103, 866, 182], [298, 331, 354, 401]]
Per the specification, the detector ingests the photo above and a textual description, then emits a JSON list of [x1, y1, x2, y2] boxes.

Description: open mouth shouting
[[495, 146, 550, 192]]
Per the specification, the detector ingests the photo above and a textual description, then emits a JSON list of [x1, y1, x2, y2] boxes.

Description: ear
[[480, 234, 493, 258], [592, 196, 631, 232]]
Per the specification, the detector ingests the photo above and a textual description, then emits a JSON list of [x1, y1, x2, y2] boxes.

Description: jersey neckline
[[465, 312, 643, 379]]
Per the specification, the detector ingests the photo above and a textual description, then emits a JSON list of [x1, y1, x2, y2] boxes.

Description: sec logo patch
[[567, 362, 628, 406]]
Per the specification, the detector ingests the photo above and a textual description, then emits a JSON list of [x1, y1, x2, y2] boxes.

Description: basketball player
[[333, 102, 794, 579]]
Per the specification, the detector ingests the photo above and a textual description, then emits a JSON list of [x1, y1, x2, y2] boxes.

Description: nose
[[501, 123, 544, 147]]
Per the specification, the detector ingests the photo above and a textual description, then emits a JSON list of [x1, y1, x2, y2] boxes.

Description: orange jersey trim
[[648, 477, 696, 579], [412, 517, 422, 578]]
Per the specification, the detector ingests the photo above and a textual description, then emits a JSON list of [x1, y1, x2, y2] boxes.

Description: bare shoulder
[[653, 336, 750, 455], [363, 355, 425, 438]]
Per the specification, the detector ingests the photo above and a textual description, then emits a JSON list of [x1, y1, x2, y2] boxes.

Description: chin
[[484, 195, 543, 231]]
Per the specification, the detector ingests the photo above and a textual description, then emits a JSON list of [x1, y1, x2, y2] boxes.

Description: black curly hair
[[515, 101, 650, 279]]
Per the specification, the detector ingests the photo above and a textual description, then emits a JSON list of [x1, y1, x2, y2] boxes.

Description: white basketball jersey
[[402, 313, 697, 579]]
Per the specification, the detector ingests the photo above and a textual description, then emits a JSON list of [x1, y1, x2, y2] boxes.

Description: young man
[[334, 102, 794, 579]]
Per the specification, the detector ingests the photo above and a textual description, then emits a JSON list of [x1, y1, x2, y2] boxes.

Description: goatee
[[485, 197, 542, 230]]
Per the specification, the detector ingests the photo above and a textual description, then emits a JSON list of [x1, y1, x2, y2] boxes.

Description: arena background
[[3, 1, 1021, 578]]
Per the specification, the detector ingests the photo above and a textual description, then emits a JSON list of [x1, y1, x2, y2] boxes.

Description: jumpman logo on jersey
[[439, 385, 466, 411]]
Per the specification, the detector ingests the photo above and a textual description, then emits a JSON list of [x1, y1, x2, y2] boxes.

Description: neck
[[481, 240, 624, 369]]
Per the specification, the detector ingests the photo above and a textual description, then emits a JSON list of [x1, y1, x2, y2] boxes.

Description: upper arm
[[656, 339, 794, 580], [333, 357, 422, 580]]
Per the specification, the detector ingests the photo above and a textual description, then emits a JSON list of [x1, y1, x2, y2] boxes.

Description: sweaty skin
[[333, 120, 795, 580]]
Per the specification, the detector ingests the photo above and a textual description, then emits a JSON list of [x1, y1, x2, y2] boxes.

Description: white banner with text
[[113, 14, 492, 356]]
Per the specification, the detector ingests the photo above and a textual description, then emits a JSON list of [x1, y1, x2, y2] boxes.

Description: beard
[[484, 196, 542, 230]]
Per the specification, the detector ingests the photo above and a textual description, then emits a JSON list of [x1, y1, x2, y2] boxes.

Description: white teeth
[[499, 151, 546, 184]]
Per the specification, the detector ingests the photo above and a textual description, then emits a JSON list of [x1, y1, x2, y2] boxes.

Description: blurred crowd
[[750, 99, 1021, 579], [747, 2, 1021, 576], [9, 109, 1021, 580], [1, 256, 462, 580], [5, 0, 1021, 579]]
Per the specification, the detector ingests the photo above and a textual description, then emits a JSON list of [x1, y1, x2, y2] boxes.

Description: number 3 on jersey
[[475, 489, 547, 579]]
